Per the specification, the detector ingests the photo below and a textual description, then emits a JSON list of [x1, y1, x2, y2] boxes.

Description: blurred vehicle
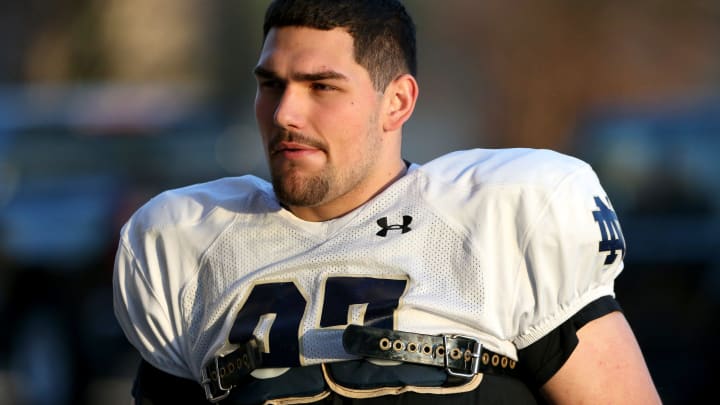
[[0, 84, 264, 405], [572, 99, 720, 405]]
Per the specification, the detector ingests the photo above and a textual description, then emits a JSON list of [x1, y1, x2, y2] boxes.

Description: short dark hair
[[263, 0, 417, 91]]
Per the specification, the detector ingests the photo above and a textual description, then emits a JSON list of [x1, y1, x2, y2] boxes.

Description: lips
[[267, 131, 327, 165], [273, 141, 316, 154], [269, 140, 326, 164]]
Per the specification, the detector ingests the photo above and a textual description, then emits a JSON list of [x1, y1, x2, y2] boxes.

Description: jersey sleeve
[[511, 163, 626, 349], [112, 195, 195, 380]]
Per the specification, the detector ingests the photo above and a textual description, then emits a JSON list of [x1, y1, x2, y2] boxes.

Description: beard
[[268, 130, 333, 207], [271, 164, 331, 207]]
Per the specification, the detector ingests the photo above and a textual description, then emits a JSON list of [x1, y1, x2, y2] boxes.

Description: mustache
[[268, 130, 327, 152]]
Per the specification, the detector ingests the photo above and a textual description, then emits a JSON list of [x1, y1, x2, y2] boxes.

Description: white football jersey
[[113, 148, 625, 382]]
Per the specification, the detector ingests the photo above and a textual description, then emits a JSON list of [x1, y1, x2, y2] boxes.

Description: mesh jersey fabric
[[113, 147, 625, 385]]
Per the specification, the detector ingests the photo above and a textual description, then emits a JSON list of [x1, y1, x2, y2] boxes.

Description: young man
[[113, 0, 662, 403]]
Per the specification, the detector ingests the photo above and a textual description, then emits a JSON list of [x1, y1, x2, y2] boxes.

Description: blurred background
[[0, 0, 718, 404]]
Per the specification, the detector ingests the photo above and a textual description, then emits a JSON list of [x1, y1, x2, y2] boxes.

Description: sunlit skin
[[254, 26, 417, 222], [542, 311, 662, 404]]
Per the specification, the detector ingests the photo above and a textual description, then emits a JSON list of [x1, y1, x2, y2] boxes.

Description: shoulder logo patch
[[376, 215, 413, 237], [592, 196, 626, 265]]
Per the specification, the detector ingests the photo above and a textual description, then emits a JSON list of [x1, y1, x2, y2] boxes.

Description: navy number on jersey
[[229, 282, 306, 367], [320, 277, 407, 329], [228, 277, 407, 366]]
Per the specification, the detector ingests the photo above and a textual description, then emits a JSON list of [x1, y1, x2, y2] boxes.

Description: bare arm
[[541, 311, 662, 404]]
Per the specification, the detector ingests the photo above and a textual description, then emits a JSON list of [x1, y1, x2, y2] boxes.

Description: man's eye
[[311, 83, 336, 91], [260, 80, 284, 90]]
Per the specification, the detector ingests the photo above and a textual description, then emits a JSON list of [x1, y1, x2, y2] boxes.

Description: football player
[[113, 0, 662, 403]]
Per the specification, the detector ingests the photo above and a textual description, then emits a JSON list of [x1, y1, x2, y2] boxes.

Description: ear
[[382, 74, 419, 132]]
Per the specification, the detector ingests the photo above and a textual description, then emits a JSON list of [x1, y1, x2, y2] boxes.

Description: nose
[[273, 86, 304, 130]]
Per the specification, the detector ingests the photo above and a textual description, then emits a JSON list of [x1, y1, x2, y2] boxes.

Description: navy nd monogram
[[592, 196, 626, 265]]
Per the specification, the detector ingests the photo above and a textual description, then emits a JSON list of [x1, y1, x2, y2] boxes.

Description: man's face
[[254, 26, 386, 220]]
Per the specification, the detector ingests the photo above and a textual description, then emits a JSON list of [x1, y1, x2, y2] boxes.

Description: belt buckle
[[200, 356, 232, 403], [442, 334, 481, 379]]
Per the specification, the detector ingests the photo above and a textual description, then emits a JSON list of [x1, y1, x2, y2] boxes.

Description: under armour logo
[[592, 196, 626, 265], [376, 215, 413, 237]]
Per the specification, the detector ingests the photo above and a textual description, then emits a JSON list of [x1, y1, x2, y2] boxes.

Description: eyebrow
[[253, 66, 348, 82]]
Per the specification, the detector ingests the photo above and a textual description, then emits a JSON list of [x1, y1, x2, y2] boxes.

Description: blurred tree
[[0, 0, 103, 82], [430, 0, 720, 150], [97, 0, 210, 85]]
